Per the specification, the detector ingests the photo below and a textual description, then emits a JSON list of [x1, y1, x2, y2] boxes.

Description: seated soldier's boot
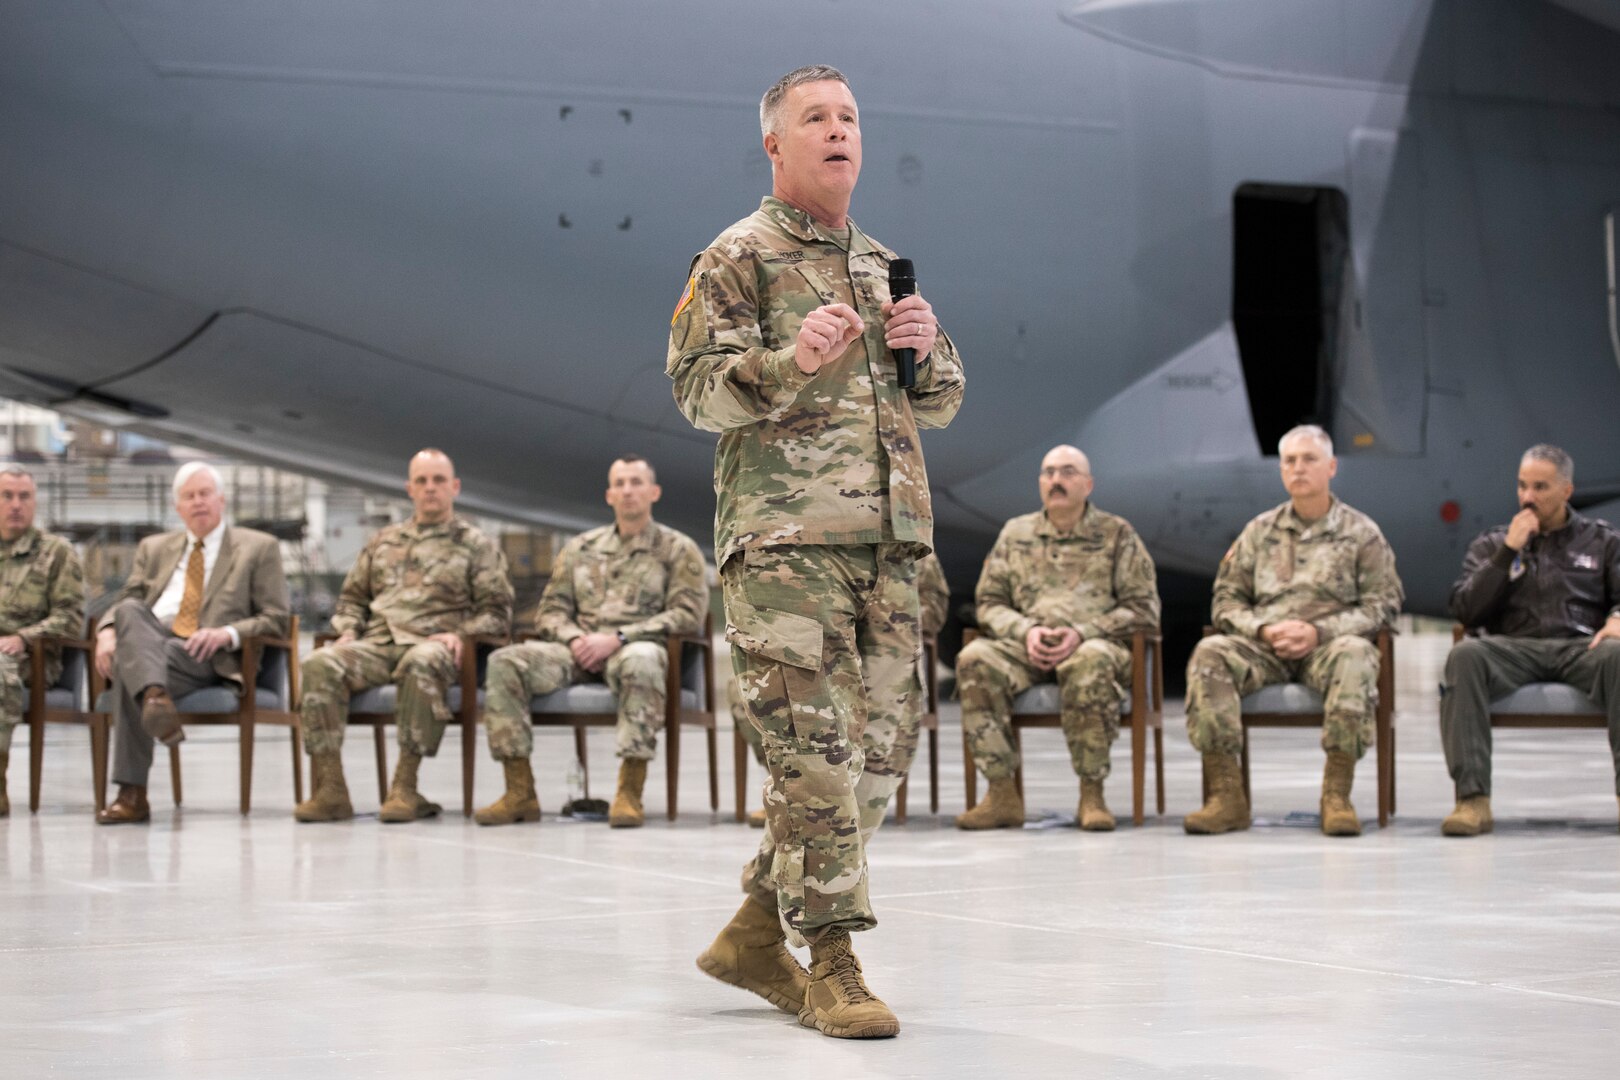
[[1078, 776, 1115, 832], [475, 758, 541, 825], [1441, 794, 1493, 837], [0, 751, 9, 816], [1184, 754, 1252, 834], [293, 752, 354, 822], [378, 750, 442, 823], [140, 687, 185, 747], [799, 930, 900, 1039], [95, 784, 150, 825], [747, 807, 767, 828], [1320, 751, 1362, 836], [954, 776, 1024, 830], [695, 896, 809, 1013], [608, 758, 648, 828]]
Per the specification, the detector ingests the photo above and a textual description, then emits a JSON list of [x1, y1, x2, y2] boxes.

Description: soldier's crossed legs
[[728, 543, 918, 949], [1186, 633, 1378, 758], [1442, 636, 1620, 797], [300, 640, 459, 757], [482, 639, 669, 762], [959, 636, 1131, 782]]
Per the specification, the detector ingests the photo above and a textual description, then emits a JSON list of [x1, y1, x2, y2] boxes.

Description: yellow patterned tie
[[172, 539, 205, 638]]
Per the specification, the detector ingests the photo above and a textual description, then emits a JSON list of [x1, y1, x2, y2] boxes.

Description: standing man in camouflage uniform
[[474, 455, 707, 829], [955, 446, 1159, 832], [734, 549, 947, 830], [295, 449, 512, 823], [1184, 425, 1403, 836], [0, 467, 85, 816], [669, 66, 964, 1038], [1442, 444, 1620, 835]]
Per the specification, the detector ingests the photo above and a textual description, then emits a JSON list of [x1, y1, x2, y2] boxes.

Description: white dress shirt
[[153, 521, 240, 649]]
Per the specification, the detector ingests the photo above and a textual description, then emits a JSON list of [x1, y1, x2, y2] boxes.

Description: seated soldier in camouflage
[[0, 467, 85, 816], [955, 446, 1160, 832], [1184, 425, 1403, 837], [732, 550, 947, 829], [476, 456, 707, 829], [294, 449, 513, 823]]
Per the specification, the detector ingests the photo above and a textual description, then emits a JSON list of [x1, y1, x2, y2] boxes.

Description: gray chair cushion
[[92, 687, 285, 714], [1240, 683, 1325, 713], [1010, 683, 1135, 717], [347, 685, 479, 715], [530, 684, 700, 714], [45, 687, 82, 711], [1491, 682, 1602, 715]]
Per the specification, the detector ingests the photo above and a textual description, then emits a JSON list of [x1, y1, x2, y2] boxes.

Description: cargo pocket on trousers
[[723, 594, 823, 672]]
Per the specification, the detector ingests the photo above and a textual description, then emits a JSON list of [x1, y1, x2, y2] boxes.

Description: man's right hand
[[94, 627, 117, 680], [1505, 506, 1540, 551], [1024, 625, 1080, 671], [794, 303, 865, 374]]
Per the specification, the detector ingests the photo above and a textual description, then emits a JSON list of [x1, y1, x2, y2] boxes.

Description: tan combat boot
[[293, 752, 355, 822], [1078, 776, 1115, 831], [954, 776, 1024, 830], [608, 758, 647, 828], [747, 807, 767, 828], [1320, 751, 1362, 836], [799, 930, 899, 1038], [475, 758, 541, 826], [696, 896, 809, 1013], [0, 751, 9, 816], [378, 750, 442, 823], [1441, 794, 1493, 836], [1184, 754, 1252, 834]]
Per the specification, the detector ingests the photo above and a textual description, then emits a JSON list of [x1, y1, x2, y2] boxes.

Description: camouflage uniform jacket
[[535, 521, 708, 645], [0, 527, 86, 667], [917, 551, 949, 640], [975, 506, 1160, 645], [1213, 497, 1403, 643], [667, 197, 965, 567], [331, 516, 512, 645]]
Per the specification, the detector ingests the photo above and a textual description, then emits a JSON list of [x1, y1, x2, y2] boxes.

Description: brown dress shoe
[[96, 785, 151, 825], [140, 688, 185, 746]]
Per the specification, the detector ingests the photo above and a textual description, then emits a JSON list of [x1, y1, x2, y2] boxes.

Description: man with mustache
[[955, 445, 1160, 831], [1183, 424, 1403, 836], [1442, 443, 1620, 835]]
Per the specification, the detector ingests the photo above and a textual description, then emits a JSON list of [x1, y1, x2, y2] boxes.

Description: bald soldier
[[956, 446, 1159, 832], [474, 455, 707, 829], [1184, 425, 1403, 836], [295, 449, 512, 823], [0, 467, 85, 816], [669, 65, 964, 1037], [732, 550, 949, 829]]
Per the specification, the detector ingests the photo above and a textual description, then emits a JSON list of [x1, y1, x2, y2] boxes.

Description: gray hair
[[760, 65, 850, 138], [0, 465, 34, 483], [1278, 424, 1334, 457], [1522, 443, 1574, 484], [171, 461, 224, 500]]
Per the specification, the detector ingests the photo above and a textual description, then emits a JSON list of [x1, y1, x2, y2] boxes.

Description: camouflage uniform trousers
[[726, 543, 920, 948], [482, 639, 668, 762], [1186, 633, 1379, 758], [958, 636, 1131, 782], [300, 641, 458, 757], [728, 678, 768, 768], [0, 650, 50, 753]]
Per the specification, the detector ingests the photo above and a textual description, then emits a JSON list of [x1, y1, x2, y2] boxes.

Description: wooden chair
[[24, 636, 107, 812], [960, 628, 1166, 826], [528, 613, 717, 821], [1449, 621, 1605, 744], [733, 637, 943, 824], [1202, 626, 1396, 826], [318, 631, 500, 817], [92, 616, 303, 814]]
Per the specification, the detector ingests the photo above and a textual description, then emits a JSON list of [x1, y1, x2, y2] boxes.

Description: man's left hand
[[1266, 620, 1320, 660], [572, 632, 622, 673], [183, 627, 235, 662], [426, 632, 464, 666], [882, 295, 937, 365], [1589, 616, 1620, 650], [0, 634, 25, 657]]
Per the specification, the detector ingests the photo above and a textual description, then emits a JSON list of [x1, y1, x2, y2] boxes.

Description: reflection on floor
[[3, 631, 1617, 1078]]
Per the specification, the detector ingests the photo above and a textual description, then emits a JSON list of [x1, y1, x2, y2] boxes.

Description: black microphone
[[888, 258, 916, 389]]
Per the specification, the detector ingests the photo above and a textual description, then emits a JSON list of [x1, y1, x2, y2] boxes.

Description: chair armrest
[[314, 631, 338, 648]]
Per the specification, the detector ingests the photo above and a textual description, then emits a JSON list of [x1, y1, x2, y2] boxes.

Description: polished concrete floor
[[4, 630, 1618, 1079]]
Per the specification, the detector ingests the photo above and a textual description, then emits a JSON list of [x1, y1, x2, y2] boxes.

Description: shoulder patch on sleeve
[[671, 275, 696, 325]]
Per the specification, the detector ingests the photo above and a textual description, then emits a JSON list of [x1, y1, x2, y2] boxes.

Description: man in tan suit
[[94, 462, 290, 824]]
